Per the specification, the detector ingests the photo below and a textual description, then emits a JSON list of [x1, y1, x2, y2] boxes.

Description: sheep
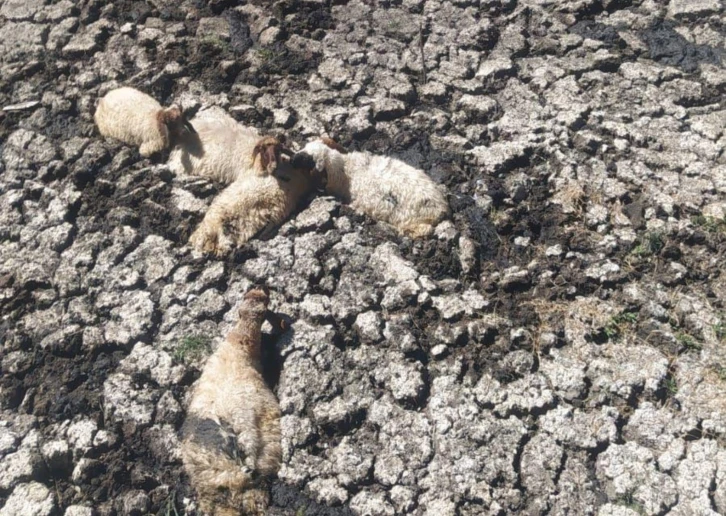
[[167, 106, 289, 183], [291, 137, 450, 238], [94, 87, 194, 157], [180, 288, 282, 516], [189, 139, 318, 256], [188, 136, 318, 256]]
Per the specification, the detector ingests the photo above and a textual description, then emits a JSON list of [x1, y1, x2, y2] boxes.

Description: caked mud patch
[[78, 155, 200, 246]]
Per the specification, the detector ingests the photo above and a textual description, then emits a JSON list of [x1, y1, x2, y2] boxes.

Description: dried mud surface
[[1, 0, 726, 515]]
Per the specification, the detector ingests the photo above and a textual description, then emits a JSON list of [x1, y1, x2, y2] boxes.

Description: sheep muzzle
[[291, 152, 326, 191], [252, 137, 284, 174]]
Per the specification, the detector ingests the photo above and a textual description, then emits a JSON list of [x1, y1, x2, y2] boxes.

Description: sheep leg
[[256, 405, 282, 477], [139, 139, 164, 158], [190, 214, 227, 256], [230, 209, 272, 247], [400, 221, 436, 239]]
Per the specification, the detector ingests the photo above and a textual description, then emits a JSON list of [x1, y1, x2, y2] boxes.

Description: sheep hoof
[[139, 142, 156, 157], [402, 223, 435, 239], [190, 226, 221, 256]]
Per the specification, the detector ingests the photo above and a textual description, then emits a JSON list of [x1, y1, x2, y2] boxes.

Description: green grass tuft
[[676, 331, 701, 352], [691, 214, 726, 234], [174, 335, 211, 363], [632, 231, 665, 257], [604, 311, 638, 341]]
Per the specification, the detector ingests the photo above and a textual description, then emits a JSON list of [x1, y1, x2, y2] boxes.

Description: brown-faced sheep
[[189, 138, 318, 256], [292, 138, 450, 238], [180, 288, 282, 516], [94, 87, 194, 157], [168, 106, 290, 183]]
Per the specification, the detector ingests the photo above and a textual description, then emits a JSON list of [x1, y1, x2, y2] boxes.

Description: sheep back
[[94, 87, 168, 157]]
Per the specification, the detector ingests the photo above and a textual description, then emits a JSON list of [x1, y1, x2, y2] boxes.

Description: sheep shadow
[[174, 129, 206, 172], [261, 311, 295, 390]]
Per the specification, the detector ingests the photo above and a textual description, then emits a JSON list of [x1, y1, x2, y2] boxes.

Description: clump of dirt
[[78, 157, 201, 245], [273, 0, 335, 38], [640, 20, 723, 73], [270, 482, 355, 516]]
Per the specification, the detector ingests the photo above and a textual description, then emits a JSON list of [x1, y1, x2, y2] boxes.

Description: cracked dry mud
[[1, 0, 726, 515]]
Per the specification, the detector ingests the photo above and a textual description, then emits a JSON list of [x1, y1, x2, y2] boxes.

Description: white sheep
[[167, 106, 288, 183], [189, 137, 318, 256], [94, 86, 194, 157], [180, 288, 282, 516], [291, 137, 450, 238]]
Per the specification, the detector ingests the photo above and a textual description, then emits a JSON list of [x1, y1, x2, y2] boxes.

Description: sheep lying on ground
[[292, 138, 450, 238], [180, 288, 282, 516], [94, 87, 194, 157], [168, 106, 289, 183], [189, 137, 318, 256]]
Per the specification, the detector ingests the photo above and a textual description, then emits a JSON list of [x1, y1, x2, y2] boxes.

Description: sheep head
[[159, 104, 196, 141], [239, 287, 270, 320], [252, 136, 294, 175], [290, 138, 348, 192]]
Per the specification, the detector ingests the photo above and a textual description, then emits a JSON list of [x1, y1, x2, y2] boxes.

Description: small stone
[[71, 458, 103, 484], [432, 295, 468, 321], [458, 236, 478, 274], [372, 98, 406, 121], [431, 344, 448, 358], [273, 108, 294, 128], [259, 26, 281, 46], [40, 440, 71, 472], [0, 449, 44, 491], [62, 19, 111, 56], [3, 101, 40, 112], [435, 220, 458, 241], [0, 482, 55, 516], [354, 311, 383, 342], [307, 478, 349, 505], [345, 106, 374, 137], [476, 58, 514, 80], [66, 419, 97, 456], [457, 95, 498, 121], [669, 0, 721, 18], [350, 490, 395, 516], [370, 243, 418, 284], [420, 81, 448, 102], [196, 17, 229, 40], [545, 245, 563, 257]]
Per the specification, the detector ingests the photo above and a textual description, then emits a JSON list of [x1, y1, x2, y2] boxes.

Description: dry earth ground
[[1, 0, 726, 515]]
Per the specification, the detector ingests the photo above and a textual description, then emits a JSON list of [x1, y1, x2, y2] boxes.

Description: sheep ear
[[321, 136, 348, 154], [280, 147, 294, 158], [182, 118, 196, 135]]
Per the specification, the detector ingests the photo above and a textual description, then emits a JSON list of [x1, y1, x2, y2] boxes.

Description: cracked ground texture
[[1, 0, 726, 514]]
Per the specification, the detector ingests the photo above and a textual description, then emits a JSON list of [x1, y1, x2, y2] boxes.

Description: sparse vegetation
[[665, 377, 678, 395], [632, 231, 665, 257], [604, 311, 638, 341], [174, 335, 212, 363], [691, 214, 726, 234], [713, 316, 725, 342], [617, 490, 646, 515], [676, 331, 701, 352], [160, 490, 180, 516], [199, 35, 230, 52], [257, 47, 275, 62]]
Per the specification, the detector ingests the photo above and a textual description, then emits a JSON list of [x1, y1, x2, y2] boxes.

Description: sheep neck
[[225, 315, 264, 369], [324, 153, 352, 201]]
